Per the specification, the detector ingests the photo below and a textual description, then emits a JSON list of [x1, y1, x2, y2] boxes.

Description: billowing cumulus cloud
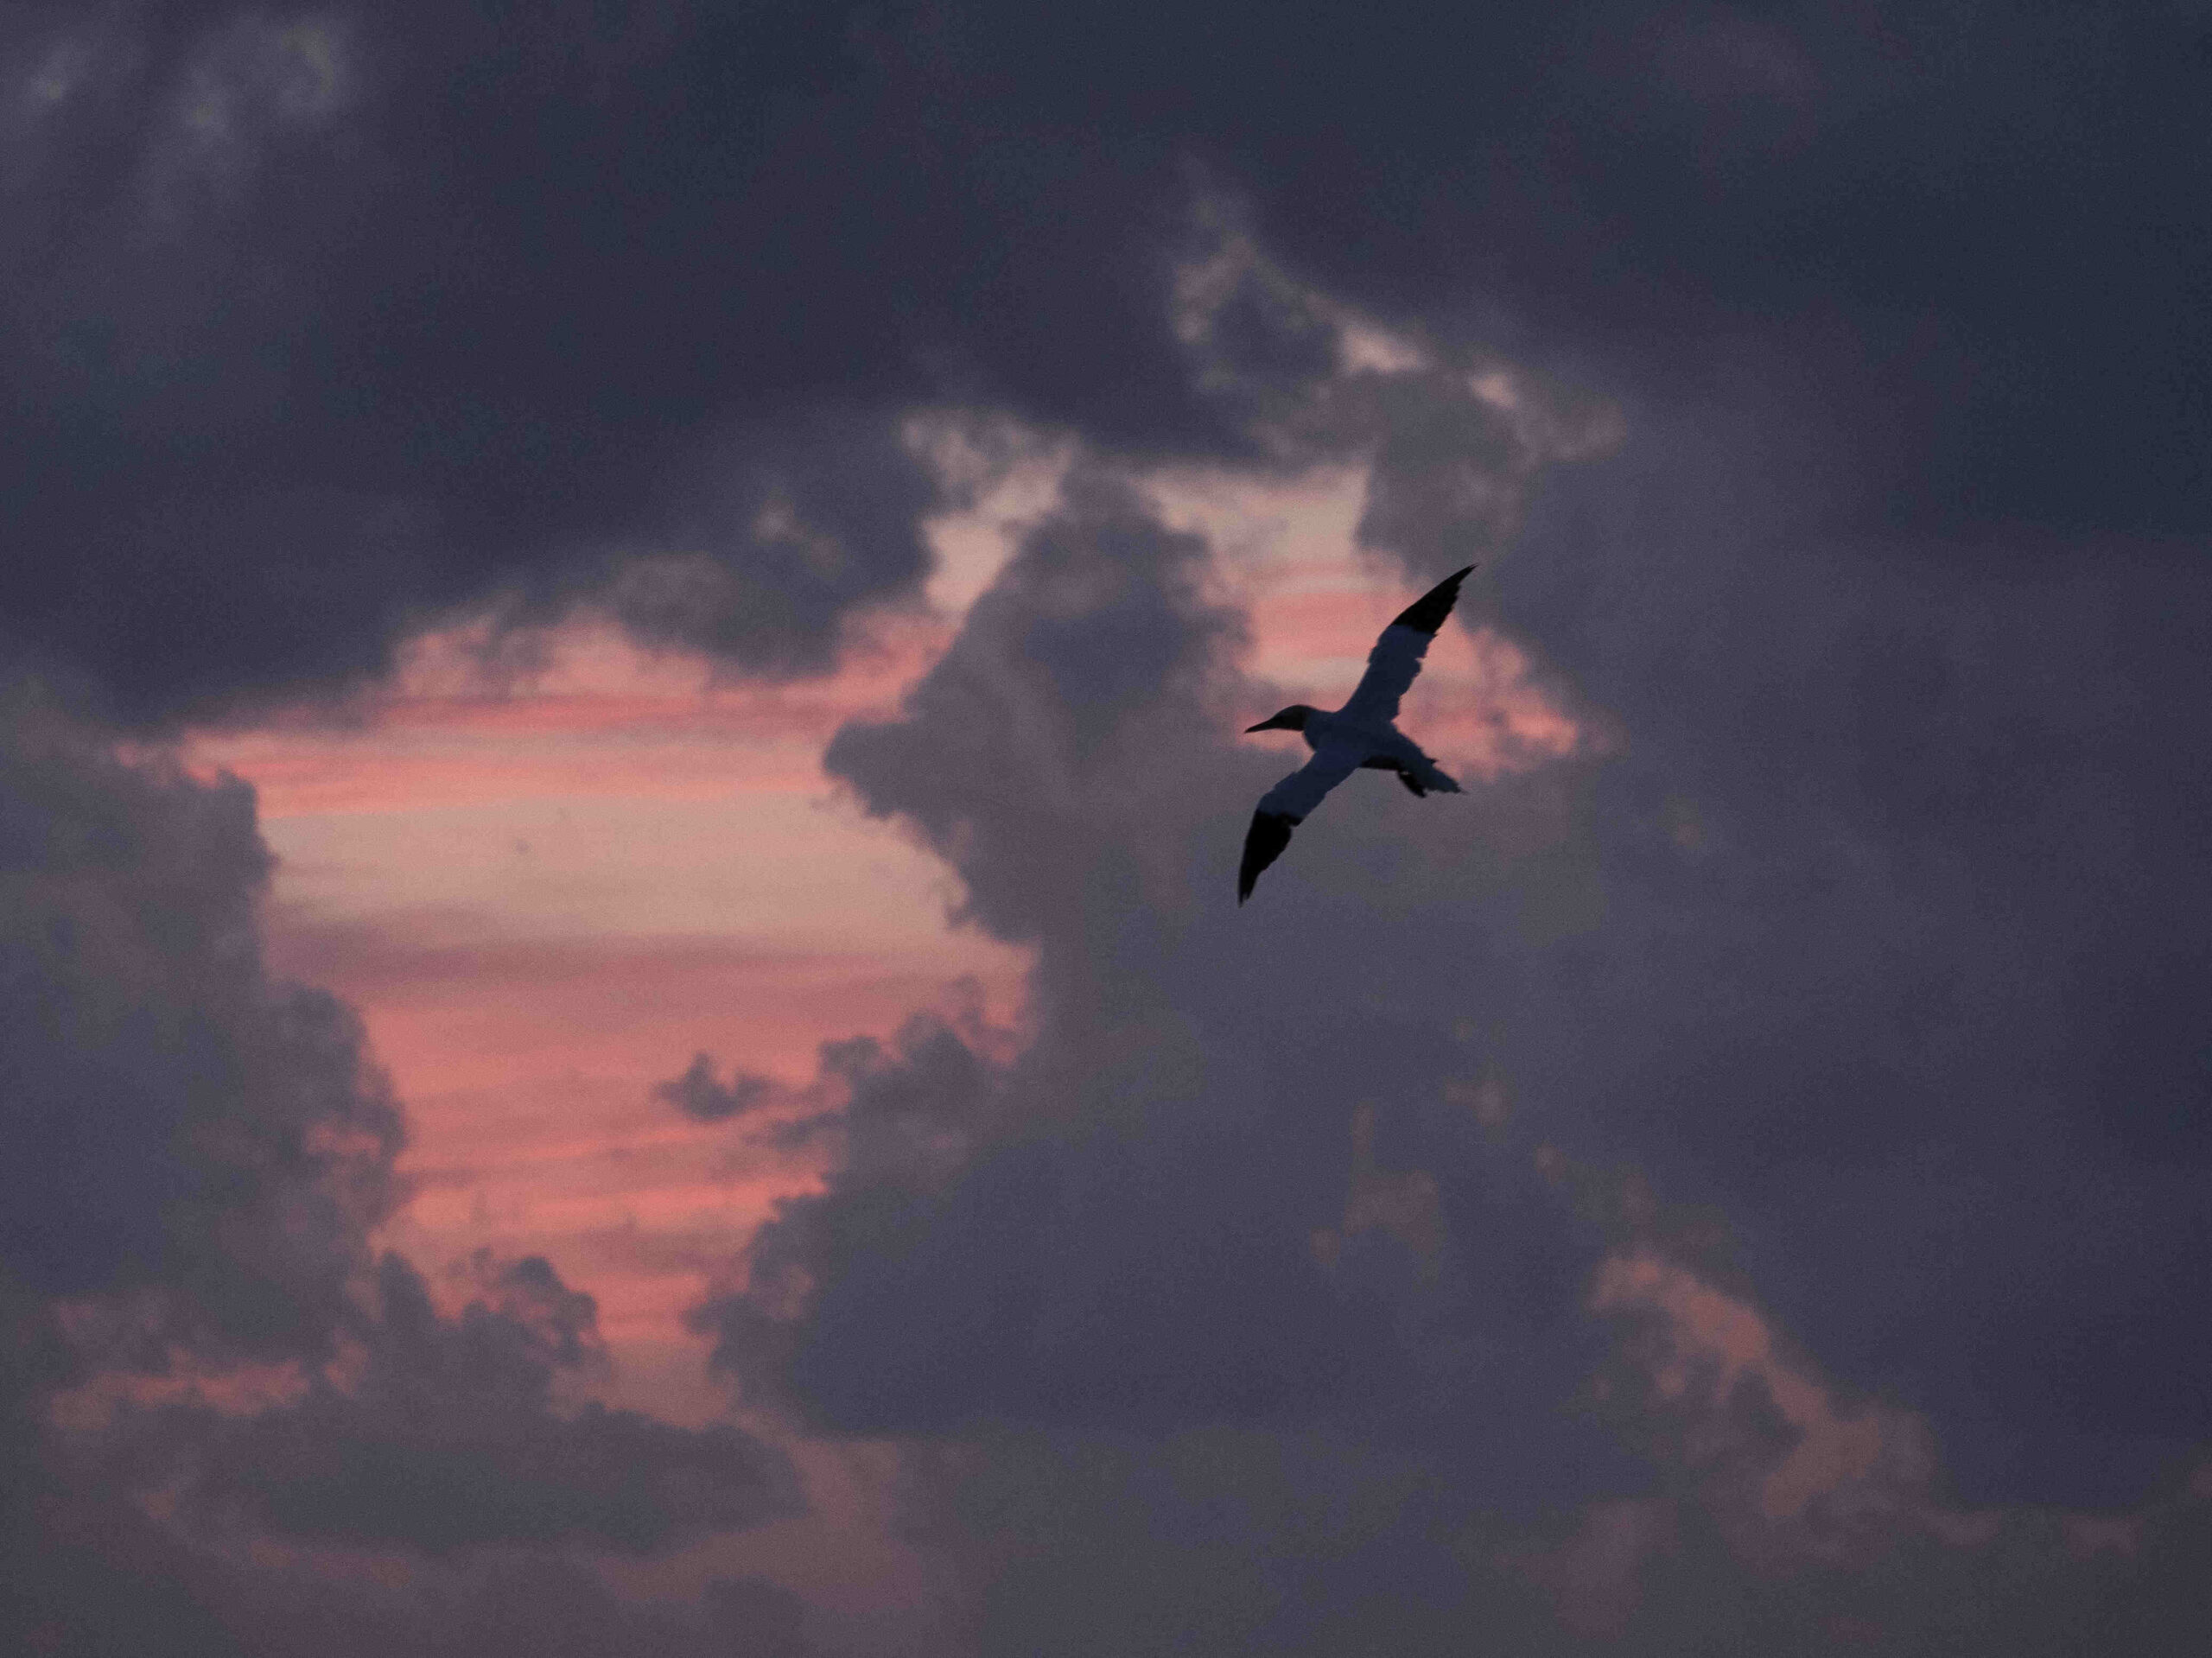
[[0, 680, 403, 1364], [691, 428, 1631, 1464], [10, 0, 2212, 1649], [162, 1249, 797, 1553], [678, 246, 2212, 1642], [11, 3, 2210, 722], [2, 3, 947, 720]]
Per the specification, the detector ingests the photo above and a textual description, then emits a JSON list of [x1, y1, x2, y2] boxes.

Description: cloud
[[3, 1510, 826, 1658], [689, 420, 1629, 1467], [156, 1249, 797, 1554], [654, 1052, 778, 1123], [0, 2, 1147, 721], [0, 684, 793, 1646], [1587, 1244, 1941, 1561], [666, 221, 2211, 1642], [879, 1405, 2212, 1657], [0, 680, 402, 1365], [14, 3, 2209, 723], [13, 2, 2212, 1645], [1496, 408, 2212, 1502]]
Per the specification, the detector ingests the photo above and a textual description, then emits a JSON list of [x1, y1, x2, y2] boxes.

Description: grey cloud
[[0, 4, 954, 721], [823, 467, 1248, 951], [1494, 411, 2212, 1502], [0, 677, 397, 1653], [883, 1411, 2212, 1657], [0, 680, 402, 1364], [655, 1051, 777, 1123], [4, 1505, 824, 1658], [694, 453, 1626, 1465], [18, 3, 2209, 721], [14, 1240, 798, 1642], [163, 1249, 798, 1554], [856, 1185, 2212, 1658], [674, 275, 2209, 1643]]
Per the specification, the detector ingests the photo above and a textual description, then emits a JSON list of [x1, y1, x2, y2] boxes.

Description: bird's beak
[[1245, 717, 1278, 733]]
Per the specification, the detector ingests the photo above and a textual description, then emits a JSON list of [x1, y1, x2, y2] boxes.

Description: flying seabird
[[1238, 564, 1475, 903]]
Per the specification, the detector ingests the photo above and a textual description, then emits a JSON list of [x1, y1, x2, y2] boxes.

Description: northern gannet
[[1238, 564, 1475, 903]]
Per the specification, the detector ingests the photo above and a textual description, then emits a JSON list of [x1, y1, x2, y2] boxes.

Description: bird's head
[[1245, 704, 1313, 734]]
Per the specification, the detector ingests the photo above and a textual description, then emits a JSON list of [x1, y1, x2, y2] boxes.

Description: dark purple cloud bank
[[0, 684, 402, 1357], [688, 399, 2211, 1645], [161, 1249, 795, 1554], [5, 1, 2209, 720]]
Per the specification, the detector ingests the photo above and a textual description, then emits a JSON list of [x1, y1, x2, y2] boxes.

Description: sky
[[3, 3, 2210, 1653]]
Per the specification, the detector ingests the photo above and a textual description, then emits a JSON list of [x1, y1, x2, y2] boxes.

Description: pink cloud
[[1591, 1246, 1934, 1554]]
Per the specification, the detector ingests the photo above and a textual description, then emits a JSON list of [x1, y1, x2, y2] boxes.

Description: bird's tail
[[1396, 757, 1460, 797]]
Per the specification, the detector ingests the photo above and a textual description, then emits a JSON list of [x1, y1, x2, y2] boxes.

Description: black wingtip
[[1238, 810, 1298, 904], [1388, 564, 1477, 637]]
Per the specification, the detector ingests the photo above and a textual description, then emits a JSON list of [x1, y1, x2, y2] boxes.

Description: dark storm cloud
[[730, 422, 2212, 1510], [0, 679, 390, 1648], [2, 2, 950, 718], [10, 3, 2209, 720], [227, 1557, 823, 1658], [0, 680, 402, 1363], [654, 1051, 776, 1122], [1494, 416, 2212, 1506], [678, 254, 2210, 1642], [164, 1249, 797, 1553], [1169, 0, 2212, 537], [887, 1424, 2212, 1658]]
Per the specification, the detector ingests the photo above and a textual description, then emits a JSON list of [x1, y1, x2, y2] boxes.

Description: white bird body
[[1282, 709, 1452, 777], [1238, 565, 1473, 902]]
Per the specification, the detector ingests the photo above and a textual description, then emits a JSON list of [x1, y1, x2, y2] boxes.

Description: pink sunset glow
[[182, 606, 1027, 1422], [177, 486, 1585, 1431]]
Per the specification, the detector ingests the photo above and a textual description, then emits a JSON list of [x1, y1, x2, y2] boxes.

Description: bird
[[1238, 564, 1474, 903]]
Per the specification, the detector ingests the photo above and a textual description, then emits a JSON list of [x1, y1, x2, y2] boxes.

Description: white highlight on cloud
[[905, 415, 1078, 618]]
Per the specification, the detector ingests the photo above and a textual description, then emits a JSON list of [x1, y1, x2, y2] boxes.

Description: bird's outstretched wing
[[1239, 741, 1364, 902], [1340, 564, 1475, 725]]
